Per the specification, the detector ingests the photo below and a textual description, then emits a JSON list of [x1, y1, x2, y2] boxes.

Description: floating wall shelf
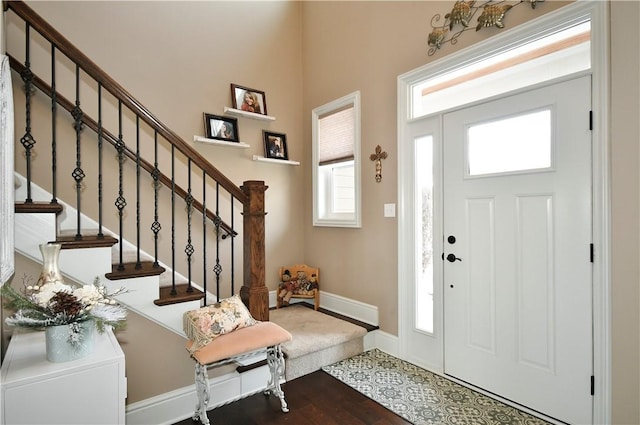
[[193, 135, 250, 149], [224, 107, 276, 122], [252, 155, 300, 166]]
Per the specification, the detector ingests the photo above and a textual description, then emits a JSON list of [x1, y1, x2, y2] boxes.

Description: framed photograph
[[203, 113, 239, 143], [263, 131, 288, 160], [231, 84, 267, 116]]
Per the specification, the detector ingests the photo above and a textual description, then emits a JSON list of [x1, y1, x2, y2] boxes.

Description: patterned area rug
[[322, 349, 552, 425]]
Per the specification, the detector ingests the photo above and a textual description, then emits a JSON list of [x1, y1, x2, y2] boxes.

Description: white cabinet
[[1, 329, 126, 425]]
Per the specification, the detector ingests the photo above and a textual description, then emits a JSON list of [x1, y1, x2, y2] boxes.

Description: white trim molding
[[269, 289, 378, 327], [125, 364, 271, 425], [397, 2, 610, 423], [0, 54, 14, 286]]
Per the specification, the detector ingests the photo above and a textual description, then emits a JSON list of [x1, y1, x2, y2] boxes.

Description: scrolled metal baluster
[[135, 116, 141, 269], [71, 64, 85, 240], [151, 131, 161, 268], [230, 197, 235, 295], [115, 101, 127, 271], [50, 45, 58, 205], [185, 160, 194, 293], [170, 144, 176, 296], [97, 84, 104, 238], [202, 171, 207, 306], [214, 182, 221, 301], [20, 23, 35, 203]]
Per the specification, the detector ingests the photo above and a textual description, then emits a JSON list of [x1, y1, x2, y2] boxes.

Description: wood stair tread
[[105, 261, 166, 280], [56, 234, 119, 249], [154, 284, 204, 306], [15, 201, 64, 214]]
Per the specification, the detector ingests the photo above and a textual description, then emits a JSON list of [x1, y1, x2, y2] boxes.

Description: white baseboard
[[269, 289, 378, 326], [368, 330, 400, 357], [125, 365, 272, 425], [126, 331, 400, 425], [128, 292, 387, 425]]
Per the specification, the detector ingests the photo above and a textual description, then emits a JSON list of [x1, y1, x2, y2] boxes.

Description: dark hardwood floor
[[173, 370, 411, 425]]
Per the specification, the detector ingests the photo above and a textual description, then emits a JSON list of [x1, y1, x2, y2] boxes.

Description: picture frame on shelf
[[231, 84, 267, 116], [263, 131, 288, 160], [204, 113, 239, 143]]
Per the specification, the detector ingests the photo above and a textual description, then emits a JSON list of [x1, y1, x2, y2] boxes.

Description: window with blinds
[[319, 106, 355, 166], [312, 92, 361, 228]]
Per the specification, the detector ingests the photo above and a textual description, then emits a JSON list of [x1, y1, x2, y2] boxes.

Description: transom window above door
[[411, 21, 590, 119]]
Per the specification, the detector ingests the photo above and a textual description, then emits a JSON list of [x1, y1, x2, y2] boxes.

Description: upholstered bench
[[184, 296, 292, 425]]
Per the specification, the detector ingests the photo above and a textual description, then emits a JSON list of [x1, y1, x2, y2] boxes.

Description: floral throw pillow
[[183, 294, 258, 353]]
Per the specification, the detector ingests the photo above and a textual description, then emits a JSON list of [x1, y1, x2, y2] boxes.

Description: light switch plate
[[384, 203, 396, 218]]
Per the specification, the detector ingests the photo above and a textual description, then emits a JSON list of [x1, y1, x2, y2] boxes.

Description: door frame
[[397, 2, 610, 423]]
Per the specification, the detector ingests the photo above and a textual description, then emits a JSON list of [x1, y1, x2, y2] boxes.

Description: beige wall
[[301, 0, 568, 338], [11, 0, 306, 285], [4, 1, 639, 422], [610, 2, 640, 423], [7, 0, 306, 403]]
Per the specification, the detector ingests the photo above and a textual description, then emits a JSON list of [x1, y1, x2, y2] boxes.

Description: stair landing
[[269, 303, 370, 381]]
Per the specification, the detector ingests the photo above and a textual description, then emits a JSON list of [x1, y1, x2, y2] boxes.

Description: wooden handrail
[[8, 54, 237, 239], [6, 0, 268, 318], [6, 0, 248, 205]]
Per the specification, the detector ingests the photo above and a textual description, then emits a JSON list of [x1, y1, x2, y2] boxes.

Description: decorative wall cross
[[369, 145, 388, 183]]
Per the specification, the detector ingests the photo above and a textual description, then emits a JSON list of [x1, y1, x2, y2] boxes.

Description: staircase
[[4, 0, 271, 333], [13, 173, 202, 335]]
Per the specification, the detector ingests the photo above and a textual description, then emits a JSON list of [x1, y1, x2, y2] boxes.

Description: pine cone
[[50, 291, 84, 316]]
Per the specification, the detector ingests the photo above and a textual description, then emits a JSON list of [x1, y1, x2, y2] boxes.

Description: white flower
[[73, 284, 103, 305], [33, 282, 73, 307]]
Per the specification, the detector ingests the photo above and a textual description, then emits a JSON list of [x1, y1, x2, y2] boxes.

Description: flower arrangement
[[2, 275, 128, 337]]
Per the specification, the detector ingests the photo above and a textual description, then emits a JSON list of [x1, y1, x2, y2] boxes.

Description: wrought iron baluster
[[171, 144, 176, 296], [214, 182, 222, 302], [230, 197, 235, 295], [20, 23, 35, 203], [115, 101, 127, 271], [97, 84, 104, 238], [185, 160, 194, 293], [71, 64, 85, 240], [50, 44, 58, 205], [135, 116, 141, 269], [202, 171, 207, 306], [151, 131, 161, 268]]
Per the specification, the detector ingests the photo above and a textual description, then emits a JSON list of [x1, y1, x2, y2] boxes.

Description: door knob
[[446, 253, 462, 262]]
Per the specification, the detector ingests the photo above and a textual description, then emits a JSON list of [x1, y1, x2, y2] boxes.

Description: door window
[[467, 109, 552, 177]]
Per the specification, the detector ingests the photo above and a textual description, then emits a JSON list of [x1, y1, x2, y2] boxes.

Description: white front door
[[443, 76, 592, 424]]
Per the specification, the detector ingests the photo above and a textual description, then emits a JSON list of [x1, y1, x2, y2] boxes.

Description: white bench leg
[[193, 362, 211, 425], [264, 344, 289, 413]]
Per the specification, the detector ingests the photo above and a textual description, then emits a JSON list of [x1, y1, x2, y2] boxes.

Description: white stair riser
[[60, 246, 112, 285], [14, 213, 57, 261], [13, 172, 199, 337]]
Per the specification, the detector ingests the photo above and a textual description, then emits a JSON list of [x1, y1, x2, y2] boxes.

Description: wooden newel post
[[240, 180, 269, 321]]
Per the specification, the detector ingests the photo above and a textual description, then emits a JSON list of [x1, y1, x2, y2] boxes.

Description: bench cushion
[[183, 295, 258, 353], [186, 321, 292, 365]]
